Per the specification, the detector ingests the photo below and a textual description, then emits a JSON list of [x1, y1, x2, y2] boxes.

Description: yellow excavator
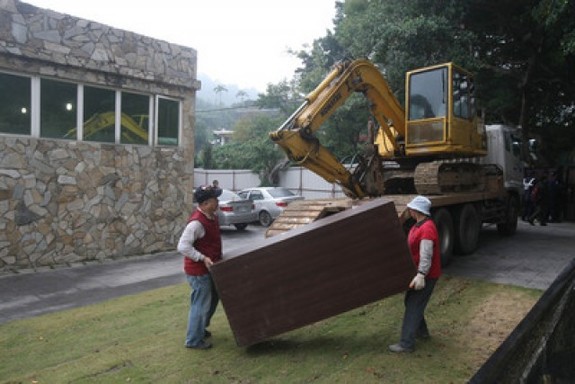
[[268, 59, 522, 256], [270, 58, 487, 199]]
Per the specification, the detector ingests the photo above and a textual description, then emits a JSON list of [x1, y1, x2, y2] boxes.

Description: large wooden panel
[[211, 198, 416, 347]]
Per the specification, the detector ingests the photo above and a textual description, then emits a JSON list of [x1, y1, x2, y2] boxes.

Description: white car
[[238, 187, 304, 227]]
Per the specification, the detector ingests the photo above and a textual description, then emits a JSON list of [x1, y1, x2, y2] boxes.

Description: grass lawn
[[0, 275, 541, 383]]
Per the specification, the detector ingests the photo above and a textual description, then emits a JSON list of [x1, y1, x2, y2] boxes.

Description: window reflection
[[41, 78, 77, 139], [157, 98, 179, 146], [121, 92, 149, 145], [0, 73, 31, 135], [83, 86, 116, 143]]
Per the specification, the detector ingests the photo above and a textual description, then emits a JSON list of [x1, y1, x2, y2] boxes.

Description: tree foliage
[[211, 114, 285, 185], [255, 79, 303, 115], [292, 0, 575, 165]]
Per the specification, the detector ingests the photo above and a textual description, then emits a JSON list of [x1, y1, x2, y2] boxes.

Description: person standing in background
[[529, 174, 549, 226], [522, 172, 536, 221]]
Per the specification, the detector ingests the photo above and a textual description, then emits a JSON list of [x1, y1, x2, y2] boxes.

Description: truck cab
[[483, 124, 524, 195]]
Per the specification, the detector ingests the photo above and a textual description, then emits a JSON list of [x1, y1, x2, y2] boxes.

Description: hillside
[[197, 73, 260, 106]]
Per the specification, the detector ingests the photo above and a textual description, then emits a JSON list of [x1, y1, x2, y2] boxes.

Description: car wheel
[[234, 223, 248, 231], [259, 211, 273, 227]]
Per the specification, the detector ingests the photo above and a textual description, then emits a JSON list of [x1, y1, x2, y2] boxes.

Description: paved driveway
[[0, 221, 573, 324], [446, 220, 574, 290]]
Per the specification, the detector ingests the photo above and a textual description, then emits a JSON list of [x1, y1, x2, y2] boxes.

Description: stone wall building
[[0, 0, 199, 271]]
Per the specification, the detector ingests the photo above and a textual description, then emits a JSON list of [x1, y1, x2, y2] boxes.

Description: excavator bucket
[[211, 198, 416, 347]]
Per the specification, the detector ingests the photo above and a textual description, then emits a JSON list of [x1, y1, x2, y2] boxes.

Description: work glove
[[409, 273, 426, 291]]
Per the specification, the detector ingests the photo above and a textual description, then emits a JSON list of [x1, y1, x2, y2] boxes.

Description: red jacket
[[407, 218, 441, 279], [184, 210, 222, 276]]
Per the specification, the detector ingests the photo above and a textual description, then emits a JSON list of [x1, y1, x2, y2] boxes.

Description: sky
[[25, 0, 337, 92]]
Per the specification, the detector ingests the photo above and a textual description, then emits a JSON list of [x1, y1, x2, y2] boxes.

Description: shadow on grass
[[245, 332, 384, 356]]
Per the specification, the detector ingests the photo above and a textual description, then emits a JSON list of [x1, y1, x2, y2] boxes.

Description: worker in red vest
[[178, 185, 222, 350]]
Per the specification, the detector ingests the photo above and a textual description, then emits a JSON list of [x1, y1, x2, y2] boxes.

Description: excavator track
[[414, 161, 485, 195]]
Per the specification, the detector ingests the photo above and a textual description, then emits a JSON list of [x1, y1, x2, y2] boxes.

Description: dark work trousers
[[400, 278, 437, 349]]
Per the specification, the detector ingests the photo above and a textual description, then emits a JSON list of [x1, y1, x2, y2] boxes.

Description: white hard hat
[[407, 195, 431, 216]]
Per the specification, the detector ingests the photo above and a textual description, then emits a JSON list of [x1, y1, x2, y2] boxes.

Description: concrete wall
[[0, 0, 199, 271]]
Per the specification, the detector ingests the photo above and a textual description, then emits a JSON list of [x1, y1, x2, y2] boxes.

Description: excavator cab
[[403, 63, 487, 158]]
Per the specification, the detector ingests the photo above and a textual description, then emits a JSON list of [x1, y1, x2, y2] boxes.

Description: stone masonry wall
[[0, 138, 188, 270], [0, 0, 199, 271]]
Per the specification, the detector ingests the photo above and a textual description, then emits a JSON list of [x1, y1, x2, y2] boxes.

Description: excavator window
[[407, 67, 448, 145], [408, 67, 448, 121], [453, 70, 474, 120]]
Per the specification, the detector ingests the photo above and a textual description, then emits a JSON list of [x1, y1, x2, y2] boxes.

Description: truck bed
[[267, 188, 506, 237]]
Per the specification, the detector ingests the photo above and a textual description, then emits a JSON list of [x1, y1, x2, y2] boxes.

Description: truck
[[268, 59, 524, 265]]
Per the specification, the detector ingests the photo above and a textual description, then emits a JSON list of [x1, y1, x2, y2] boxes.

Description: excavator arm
[[270, 59, 406, 198]]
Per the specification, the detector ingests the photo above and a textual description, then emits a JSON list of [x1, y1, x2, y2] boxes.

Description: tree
[[200, 143, 214, 169], [255, 79, 303, 116], [211, 114, 285, 185], [213, 84, 228, 105], [236, 90, 248, 104]]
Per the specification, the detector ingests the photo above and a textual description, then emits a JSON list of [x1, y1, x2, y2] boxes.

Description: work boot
[[185, 340, 212, 350]]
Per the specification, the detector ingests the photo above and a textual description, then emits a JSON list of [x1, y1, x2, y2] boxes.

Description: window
[[157, 97, 179, 146], [452, 69, 474, 120], [408, 67, 448, 120], [0, 73, 31, 135], [40, 79, 77, 139], [0, 71, 181, 146], [251, 191, 264, 201], [83, 86, 116, 143], [121, 92, 150, 145]]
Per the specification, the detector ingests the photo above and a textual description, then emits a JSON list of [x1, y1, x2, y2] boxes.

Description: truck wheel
[[432, 208, 454, 266], [454, 204, 481, 255], [259, 211, 273, 227], [497, 195, 519, 236]]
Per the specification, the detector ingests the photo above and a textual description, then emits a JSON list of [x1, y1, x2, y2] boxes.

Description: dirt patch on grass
[[463, 290, 538, 366]]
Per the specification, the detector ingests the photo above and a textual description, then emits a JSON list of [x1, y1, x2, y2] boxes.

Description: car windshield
[[268, 188, 295, 198]]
